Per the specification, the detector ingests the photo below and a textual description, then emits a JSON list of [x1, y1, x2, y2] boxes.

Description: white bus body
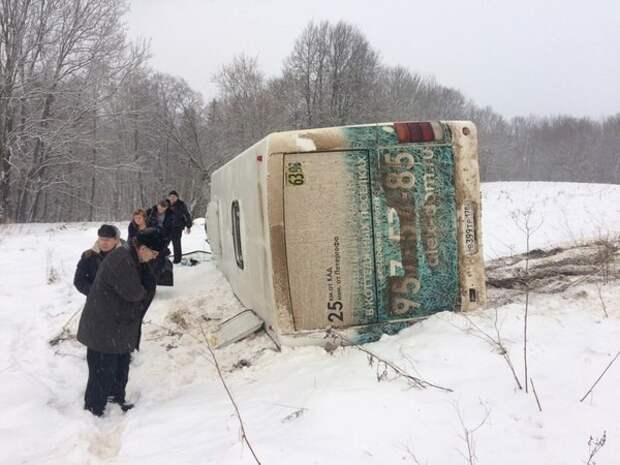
[[207, 121, 486, 345]]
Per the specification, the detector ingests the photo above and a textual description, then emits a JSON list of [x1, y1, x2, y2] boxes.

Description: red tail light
[[394, 122, 436, 143]]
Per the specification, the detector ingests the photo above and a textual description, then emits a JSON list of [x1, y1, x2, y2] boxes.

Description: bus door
[[283, 151, 378, 330], [372, 144, 460, 321]]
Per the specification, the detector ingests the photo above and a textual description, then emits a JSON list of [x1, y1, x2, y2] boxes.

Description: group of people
[[129, 190, 193, 264], [73, 190, 193, 417]]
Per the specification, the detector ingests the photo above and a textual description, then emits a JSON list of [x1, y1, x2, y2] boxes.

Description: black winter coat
[[77, 246, 156, 354], [73, 242, 121, 296], [146, 206, 175, 242], [127, 221, 146, 243], [169, 199, 192, 231]]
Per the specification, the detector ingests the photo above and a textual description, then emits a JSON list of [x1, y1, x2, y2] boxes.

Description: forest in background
[[1, 0, 618, 222]]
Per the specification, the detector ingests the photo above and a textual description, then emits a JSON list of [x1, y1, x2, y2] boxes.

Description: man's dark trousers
[[171, 228, 184, 263], [84, 348, 130, 415]]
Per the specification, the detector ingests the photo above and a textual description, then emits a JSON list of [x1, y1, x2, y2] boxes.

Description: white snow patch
[[295, 136, 316, 151], [0, 182, 619, 465]]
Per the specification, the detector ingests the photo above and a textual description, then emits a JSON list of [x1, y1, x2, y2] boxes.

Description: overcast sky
[[126, 0, 619, 120]]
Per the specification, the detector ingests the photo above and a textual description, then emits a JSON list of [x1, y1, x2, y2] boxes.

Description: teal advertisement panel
[[340, 125, 459, 320], [372, 144, 459, 319]]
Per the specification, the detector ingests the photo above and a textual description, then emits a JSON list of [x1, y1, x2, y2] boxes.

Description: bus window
[[231, 200, 244, 269]]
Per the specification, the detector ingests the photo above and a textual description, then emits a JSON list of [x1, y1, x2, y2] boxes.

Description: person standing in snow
[[146, 199, 175, 245], [146, 200, 175, 281], [73, 224, 122, 296], [127, 208, 148, 243], [167, 190, 192, 264], [77, 228, 163, 417]]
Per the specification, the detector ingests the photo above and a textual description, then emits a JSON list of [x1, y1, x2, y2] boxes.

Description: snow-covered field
[[1, 182, 619, 465]]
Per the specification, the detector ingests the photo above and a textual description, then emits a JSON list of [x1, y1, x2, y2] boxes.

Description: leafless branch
[[579, 351, 620, 402], [529, 377, 542, 412], [197, 322, 262, 465], [585, 431, 607, 465], [454, 312, 523, 390], [327, 328, 453, 393], [454, 401, 490, 465], [510, 207, 543, 393]]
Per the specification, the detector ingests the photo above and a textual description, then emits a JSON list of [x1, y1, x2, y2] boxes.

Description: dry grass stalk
[[327, 329, 453, 393], [579, 351, 620, 402], [458, 312, 523, 390]]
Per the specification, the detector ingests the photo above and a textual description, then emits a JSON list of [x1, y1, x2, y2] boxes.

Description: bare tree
[[3, 13, 619, 224], [510, 207, 543, 393], [284, 21, 379, 128], [1, 0, 146, 222]]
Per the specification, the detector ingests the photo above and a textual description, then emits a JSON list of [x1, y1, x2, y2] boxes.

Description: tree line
[[0, 2, 618, 223]]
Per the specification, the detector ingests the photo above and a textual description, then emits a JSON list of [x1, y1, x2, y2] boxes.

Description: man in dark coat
[[146, 200, 175, 244], [77, 228, 163, 417], [146, 199, 175, 282], [73, 224, 122, 296], [167, 190, 192, 263]]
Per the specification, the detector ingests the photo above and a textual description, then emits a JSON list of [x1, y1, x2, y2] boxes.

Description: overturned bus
[[206, 121, 486, 345]]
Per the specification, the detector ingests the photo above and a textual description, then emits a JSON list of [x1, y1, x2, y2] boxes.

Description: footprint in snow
[[87, 417, 127, 459]]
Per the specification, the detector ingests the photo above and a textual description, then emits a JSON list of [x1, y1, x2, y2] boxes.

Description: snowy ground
[[1, 181, 619, 465]]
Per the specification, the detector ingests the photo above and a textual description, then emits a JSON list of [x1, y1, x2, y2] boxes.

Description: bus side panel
[[206, 200, 221, 259], [209, 140, 276, 330]]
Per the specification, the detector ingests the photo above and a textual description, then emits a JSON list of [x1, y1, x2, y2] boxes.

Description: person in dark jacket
[[146, 200, 174, 280], [167, 190, 192, 263], [146, 200, 174, 245], [77, 228, 164, 417], [127, 208, 148, 243], [73, 224, 122, 296]]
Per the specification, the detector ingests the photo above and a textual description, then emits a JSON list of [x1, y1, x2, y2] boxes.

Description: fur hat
[[135, 227, 165, 252], [98, 224, 118, 238]]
